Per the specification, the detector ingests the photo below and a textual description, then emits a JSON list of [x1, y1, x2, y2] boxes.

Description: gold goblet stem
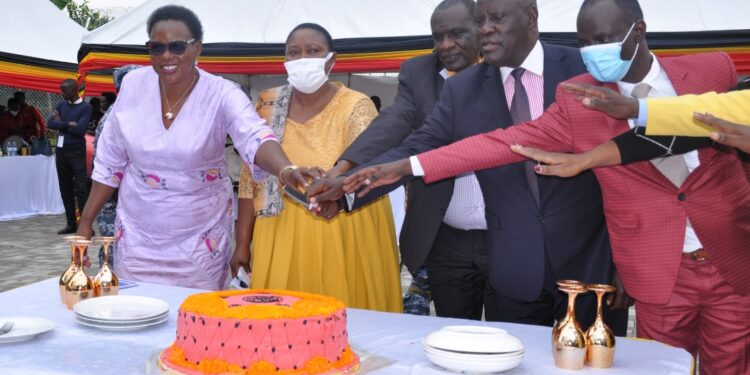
[[585, 284, 616, 368], [552, 283, 587, 370]]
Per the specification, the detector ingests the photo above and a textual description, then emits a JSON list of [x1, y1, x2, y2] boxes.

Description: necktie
[[509, 68, 541, 207], [630, 83, 690, 187]]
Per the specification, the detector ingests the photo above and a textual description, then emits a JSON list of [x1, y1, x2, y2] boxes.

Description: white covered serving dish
[[422, 325, 525, 373]]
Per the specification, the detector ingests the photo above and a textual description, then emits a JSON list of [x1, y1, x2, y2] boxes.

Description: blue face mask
[[580, 23, 639, 82]]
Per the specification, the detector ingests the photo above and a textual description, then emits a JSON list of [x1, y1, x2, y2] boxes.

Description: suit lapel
[[481, 63, 513, 128], [660, 57, 721, 176]]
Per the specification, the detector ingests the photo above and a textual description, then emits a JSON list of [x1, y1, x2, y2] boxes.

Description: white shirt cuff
[[344, 192, 355, 211], [635, 99, 648, 127], [410, 156, 425, 176]]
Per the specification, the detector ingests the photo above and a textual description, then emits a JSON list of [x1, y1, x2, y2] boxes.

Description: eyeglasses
[[145, 39, 196, 56]]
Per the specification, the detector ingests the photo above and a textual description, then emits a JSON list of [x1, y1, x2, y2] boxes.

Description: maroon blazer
[[417, 52, 747, 305]]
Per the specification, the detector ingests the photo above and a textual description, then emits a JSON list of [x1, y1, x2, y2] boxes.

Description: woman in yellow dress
[[233, 23, 402, 312]]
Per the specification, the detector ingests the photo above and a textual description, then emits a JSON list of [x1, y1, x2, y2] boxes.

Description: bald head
[[475, 0, 539, 67]]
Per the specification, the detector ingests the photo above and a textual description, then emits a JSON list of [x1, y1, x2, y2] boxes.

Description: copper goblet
[[585, 283, 617, 368], [64, 239, 94, 309], [552, 281, 588, 370], [92, 237, 118, 297], [59, 235, 84, 303]]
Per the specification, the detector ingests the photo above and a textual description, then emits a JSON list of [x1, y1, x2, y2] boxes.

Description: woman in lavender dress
[[77, 5, 317, 290]]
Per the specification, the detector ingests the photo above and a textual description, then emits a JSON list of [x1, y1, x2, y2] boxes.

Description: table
[[0, 278, 692, 374], [0, 155, 63, 221]]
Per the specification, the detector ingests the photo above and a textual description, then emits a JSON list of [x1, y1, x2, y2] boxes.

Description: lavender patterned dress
[[92, 67, 276, 290]]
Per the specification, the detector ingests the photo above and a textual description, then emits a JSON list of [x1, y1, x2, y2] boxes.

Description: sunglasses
[[145, 38, 196, 56]]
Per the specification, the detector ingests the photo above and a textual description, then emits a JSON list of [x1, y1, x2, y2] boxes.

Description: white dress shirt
[[617, 54, 703, 253]]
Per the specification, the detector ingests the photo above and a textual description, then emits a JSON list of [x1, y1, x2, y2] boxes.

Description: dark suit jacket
[[356, 43, 614, 302], [340, 54, 456, 274]]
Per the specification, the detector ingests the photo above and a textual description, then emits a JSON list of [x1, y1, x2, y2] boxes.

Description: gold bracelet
[[278, 164, 299, 184]]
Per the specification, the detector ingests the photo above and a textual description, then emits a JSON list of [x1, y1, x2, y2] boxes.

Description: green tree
[[51, 0, 111, 31]]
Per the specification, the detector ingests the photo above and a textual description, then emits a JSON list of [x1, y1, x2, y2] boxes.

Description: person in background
[[234, 23, 402, 312], [0, 104, 16, 142], [88, 97, 104, 134], [369, 95, 381, 113], [48, 80, 93, 235], [76, 5, 317, 290], [93, 65, 141, 267], [14, 91, 46, 144], [100, 92, 117, 112]]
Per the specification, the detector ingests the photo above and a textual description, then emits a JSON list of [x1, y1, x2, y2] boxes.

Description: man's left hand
[[607, 268, 635, 310]]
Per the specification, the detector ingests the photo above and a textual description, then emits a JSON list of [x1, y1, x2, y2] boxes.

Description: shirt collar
[[70, 97, 83, 105], [617, 53, 661, 96], [500, 40, 544, 82]]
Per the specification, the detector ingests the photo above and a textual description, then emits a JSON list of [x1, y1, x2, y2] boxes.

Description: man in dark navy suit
[[311, 0, 629, 333], [324, 0, 484, 318]]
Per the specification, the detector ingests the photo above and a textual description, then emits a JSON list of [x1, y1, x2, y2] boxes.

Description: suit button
[[678, 193, 686, 201]]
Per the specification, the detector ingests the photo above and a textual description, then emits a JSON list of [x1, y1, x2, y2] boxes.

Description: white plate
[[74, 295, 169, 321], [0, 317, 55, 344], [75, 315, 168, 331], [75, 312, 168, 326]]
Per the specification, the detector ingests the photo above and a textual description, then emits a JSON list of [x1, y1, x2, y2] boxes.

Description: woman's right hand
[[281, 166, 326, 188]]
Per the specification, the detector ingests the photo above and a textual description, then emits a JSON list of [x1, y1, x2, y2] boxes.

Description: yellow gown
[[239, 84, 403, 313]]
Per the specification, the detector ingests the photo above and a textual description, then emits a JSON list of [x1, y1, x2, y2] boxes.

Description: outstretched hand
[[343, 159, 412, 197], [307, 177, 346, 203], [510, 145, 591, 177], [695, 112, 750, 153], [280, 166, 326, 188], [561, 83, 640, 119]]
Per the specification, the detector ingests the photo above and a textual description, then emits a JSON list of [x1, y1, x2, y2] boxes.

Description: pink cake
[[160, 289, 359, 374]]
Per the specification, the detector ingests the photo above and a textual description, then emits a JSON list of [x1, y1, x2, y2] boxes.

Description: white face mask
[[284, 52, 334, 94]]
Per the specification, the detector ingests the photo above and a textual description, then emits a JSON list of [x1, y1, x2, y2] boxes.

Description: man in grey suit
[[320, 0, 484, 318]]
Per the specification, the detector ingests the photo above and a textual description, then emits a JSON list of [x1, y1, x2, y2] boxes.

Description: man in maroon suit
[[343, 0, 749, 373]]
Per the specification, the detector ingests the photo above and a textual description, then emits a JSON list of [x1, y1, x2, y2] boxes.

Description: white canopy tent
[[82, 0, 441, 45], [0, 0, 87, 93], [1, 0, 86, 64], [82, 0, 750, 46]]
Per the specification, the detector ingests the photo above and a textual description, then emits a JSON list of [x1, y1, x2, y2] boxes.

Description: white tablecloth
[[0, 155, 64, 221], [0, 278, 692, 374]]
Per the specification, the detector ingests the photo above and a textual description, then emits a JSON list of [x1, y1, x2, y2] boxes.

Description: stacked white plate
[[423, 325, 525, 373], [73, 295, 169, 331]]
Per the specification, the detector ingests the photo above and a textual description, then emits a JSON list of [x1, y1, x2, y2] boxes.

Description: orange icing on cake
[[160, 290, 358, 374]]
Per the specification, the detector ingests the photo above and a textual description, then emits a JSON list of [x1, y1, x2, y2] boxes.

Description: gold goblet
[[585, 283, 617, 368], [64, 239, 94, 309], [552, 281, 588, 370], [59, 235, 85, 303], [92, 237, 118, 297]]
